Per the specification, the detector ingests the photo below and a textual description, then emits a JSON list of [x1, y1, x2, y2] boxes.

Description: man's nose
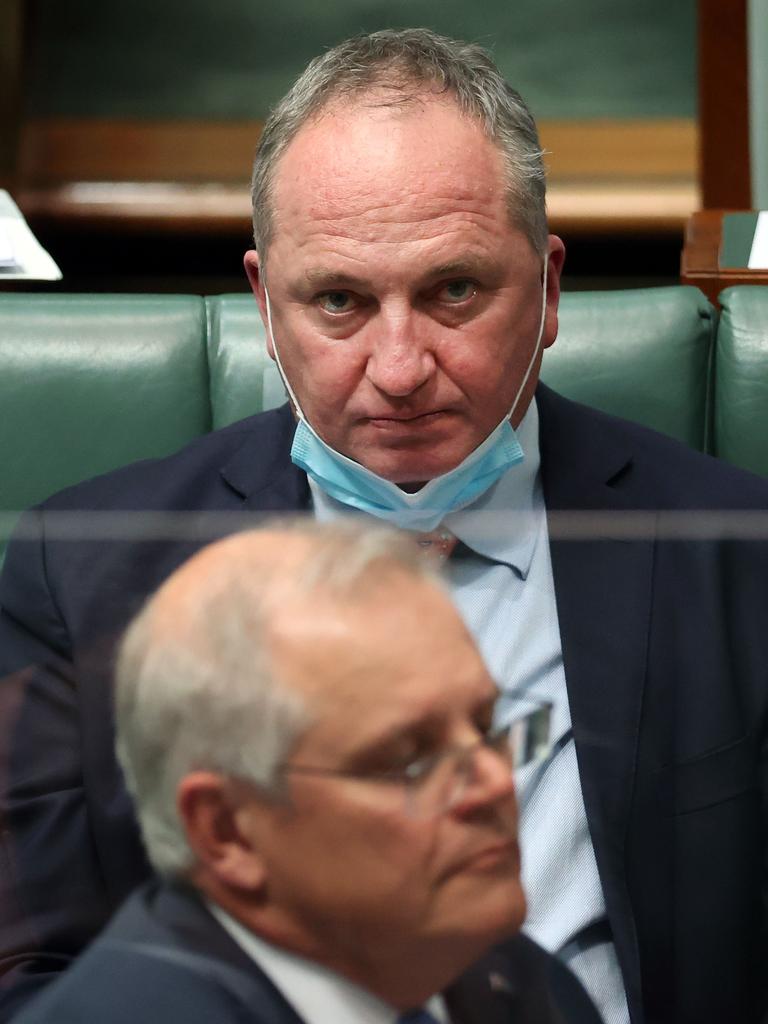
[[364, 311, 437, 397], [451, 745, 517, 818]]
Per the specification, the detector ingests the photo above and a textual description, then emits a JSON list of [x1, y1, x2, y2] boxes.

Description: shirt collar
[[444, 398, 543, 578], [309, 398, 543, 580], [206, 902, 448, 1024]]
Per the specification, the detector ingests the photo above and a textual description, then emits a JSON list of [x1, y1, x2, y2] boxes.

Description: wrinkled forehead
[[266, 95, 510, 257]]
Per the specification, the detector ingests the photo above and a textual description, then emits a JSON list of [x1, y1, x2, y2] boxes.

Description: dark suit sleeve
[[12, 948, 263, 1024], [0, 512, 114, 1019]]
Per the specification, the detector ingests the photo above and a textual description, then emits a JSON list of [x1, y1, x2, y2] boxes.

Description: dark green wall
[[27, 0, 696, 121]]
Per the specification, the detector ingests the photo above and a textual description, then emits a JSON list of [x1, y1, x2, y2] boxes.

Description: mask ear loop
[[264, 289, 308, 421], [507, 257, 549, 423]]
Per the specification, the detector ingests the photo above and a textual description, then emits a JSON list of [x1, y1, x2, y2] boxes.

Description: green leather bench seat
[[3, 284, 766, 563]]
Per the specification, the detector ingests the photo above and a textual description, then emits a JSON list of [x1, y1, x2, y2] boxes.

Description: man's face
[[236, 573, 525, 971], [246, 94, 564, 486]]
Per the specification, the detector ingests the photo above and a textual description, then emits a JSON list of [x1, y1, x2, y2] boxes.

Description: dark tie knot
[[397, 1009, 440, 1024]]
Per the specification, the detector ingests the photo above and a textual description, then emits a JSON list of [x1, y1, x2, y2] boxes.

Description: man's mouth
[[366, 410, 446, 428], [446, 839, 519, 877]]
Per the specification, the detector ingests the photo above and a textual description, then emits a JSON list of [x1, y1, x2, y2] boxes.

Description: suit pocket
[[658, 734, 757, 816]]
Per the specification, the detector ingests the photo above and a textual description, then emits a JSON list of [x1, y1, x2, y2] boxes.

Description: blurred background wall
[[2, 0, 699, 292]]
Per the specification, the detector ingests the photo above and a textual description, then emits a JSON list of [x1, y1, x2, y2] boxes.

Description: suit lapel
[[146, 882, 308, 1024], [537, 385, 653, 1010], [445, 940, 539, 1024], [219, 404, 311, 513], [445, 934, 604, 1024]]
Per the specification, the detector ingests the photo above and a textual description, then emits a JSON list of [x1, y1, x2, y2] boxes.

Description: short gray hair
[[115, 520, 440, 877], [251, 28, 548, 262]]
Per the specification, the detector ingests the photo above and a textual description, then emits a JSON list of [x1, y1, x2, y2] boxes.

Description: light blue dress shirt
[[310, 399, 629, 1024]]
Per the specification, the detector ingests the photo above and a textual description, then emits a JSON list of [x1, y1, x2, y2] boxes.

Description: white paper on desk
[[0, 190, 62, 280], [748, 211, 768, 269], [0, 223, 18, 267]]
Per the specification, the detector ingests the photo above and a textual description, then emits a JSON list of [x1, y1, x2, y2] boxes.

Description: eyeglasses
[[281, 700, 551, 818]]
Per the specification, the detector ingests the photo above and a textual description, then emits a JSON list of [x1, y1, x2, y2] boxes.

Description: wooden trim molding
[[697, 0, 751, 208], [15, 116, 700, 236]]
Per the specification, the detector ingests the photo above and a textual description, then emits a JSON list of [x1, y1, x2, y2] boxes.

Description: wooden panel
[[15, 116, 699, 237], [698, 0, 751, 208], [541, 119, 696, 179], [680, 210, 768, 305], [0, 0, 27, 185], [19, 117, 698, 184], [17, 119, 262, 184]]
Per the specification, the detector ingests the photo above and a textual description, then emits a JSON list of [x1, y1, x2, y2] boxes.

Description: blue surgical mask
[[264, 262, 548, 533]]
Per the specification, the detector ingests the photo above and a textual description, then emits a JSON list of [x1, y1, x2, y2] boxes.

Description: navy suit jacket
[[13, 880, 601, 1024], [1, 385, 767, 1023]]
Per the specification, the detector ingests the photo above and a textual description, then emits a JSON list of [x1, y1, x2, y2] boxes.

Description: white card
[[748, 210, 768, 269], [0, 223, 18, 268]]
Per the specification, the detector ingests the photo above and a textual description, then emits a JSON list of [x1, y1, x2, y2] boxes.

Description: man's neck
[[203, 894, 488, 1012]]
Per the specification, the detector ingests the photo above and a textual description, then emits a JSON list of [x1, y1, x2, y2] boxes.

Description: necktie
[[397, 1010, 441, 1024], [414, 527, 457, 562]]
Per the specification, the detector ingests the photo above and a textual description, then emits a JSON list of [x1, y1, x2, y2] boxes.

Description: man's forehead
[[268, 573, 467, 684], [270, 93, 505, 220]]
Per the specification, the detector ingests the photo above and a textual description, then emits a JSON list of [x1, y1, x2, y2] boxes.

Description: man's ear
[[542, 234, 566, 351], [243, 250, 275, 359], [178, 772, 267, 892]]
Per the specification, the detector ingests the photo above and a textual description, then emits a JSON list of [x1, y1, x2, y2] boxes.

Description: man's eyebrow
[[302, 268, 371, 290], [299, 256, 497, 292], [429, 258, 491, 278], [343, 685, 500, 761]]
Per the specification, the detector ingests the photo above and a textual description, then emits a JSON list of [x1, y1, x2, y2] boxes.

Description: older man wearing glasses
[[15, 522, 599, 1024]]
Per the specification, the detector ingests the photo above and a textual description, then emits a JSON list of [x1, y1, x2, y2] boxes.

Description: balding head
[[115, 520, 439, 875]]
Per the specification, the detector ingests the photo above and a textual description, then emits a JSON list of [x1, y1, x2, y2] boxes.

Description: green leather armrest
[[542, 286, 715, 451], [714, 287, 768, 477]]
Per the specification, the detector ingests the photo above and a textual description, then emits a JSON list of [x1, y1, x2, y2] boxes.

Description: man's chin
[[349, 446, 471, 487]]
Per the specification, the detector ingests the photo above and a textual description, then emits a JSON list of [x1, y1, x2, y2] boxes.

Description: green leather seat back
[[0, 295, 210, 546], [714, 287, 768, 477], [206, 295, 285, 429], [542, 287, 715, 451]]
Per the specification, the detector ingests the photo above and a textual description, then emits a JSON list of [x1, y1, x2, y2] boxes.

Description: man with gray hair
[[14, 524, 600, 1024], [1, 26, 767, 1024]]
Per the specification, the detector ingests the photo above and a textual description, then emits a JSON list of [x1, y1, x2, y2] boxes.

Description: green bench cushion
[[714, 287, 768, 477], [0, 294, 210, 515], [542, 286, 715, 451]]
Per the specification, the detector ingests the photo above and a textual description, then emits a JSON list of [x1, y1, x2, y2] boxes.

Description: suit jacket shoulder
[[536, 382, 768, 511], [12, 883, 306, 1024], [26, 403, 303, 513], [14, 881, 601, 1024]]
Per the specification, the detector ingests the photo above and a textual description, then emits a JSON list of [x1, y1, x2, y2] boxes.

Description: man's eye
[[438, 279, 476, 304], [318, 291, 354, 314]]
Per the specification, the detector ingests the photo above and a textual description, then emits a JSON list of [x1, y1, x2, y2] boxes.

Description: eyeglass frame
[[279, 700, 552, 817]]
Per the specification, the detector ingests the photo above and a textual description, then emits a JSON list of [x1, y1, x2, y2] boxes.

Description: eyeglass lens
[[406, 702, 552, 817]]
